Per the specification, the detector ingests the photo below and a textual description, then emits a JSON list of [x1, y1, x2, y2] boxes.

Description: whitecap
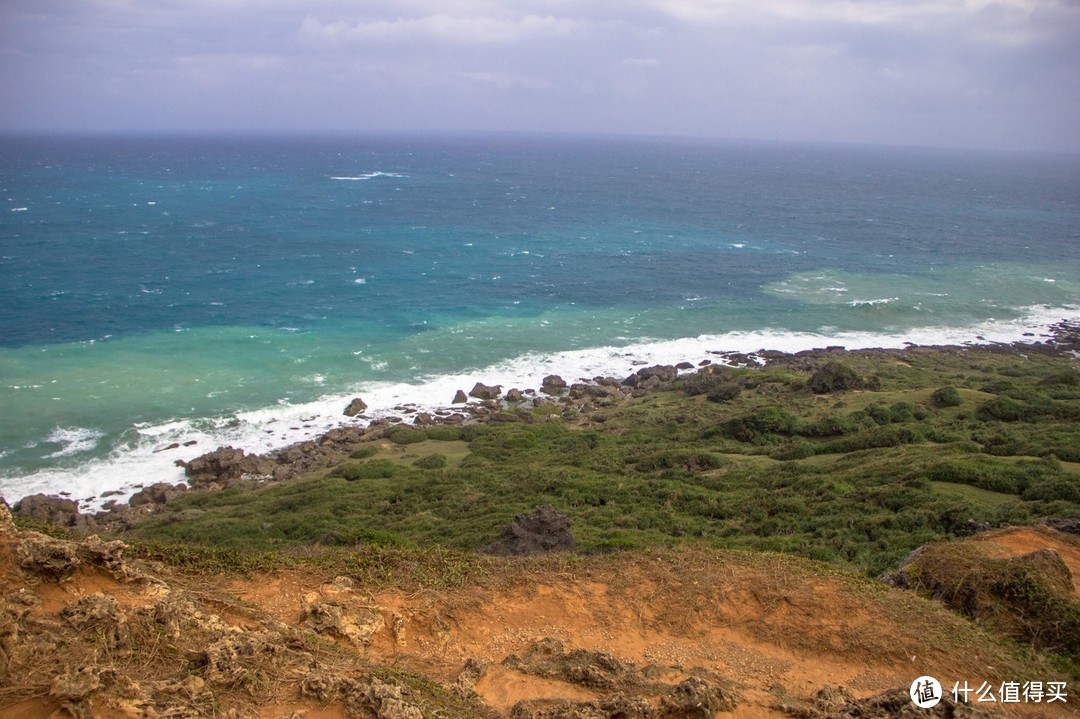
[[42, 426, 105, 459], [331, 172, 407, 181], [847, 297, 899, 307], [10, 207, 28, 212], [353, 278, 367, 285]]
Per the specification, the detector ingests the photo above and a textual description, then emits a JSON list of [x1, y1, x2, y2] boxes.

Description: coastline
[[4, 307, 1077, 526]]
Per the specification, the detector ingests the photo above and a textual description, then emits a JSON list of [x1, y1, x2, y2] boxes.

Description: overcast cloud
[[1, 0, 1078, 151]]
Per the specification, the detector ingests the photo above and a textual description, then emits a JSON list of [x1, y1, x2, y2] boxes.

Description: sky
[[1, 0, 1079, 152]]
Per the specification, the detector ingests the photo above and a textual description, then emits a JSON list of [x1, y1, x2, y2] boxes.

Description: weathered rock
[[0, 496, 15, 536], [302, 596, 385, 647], [180, 446, 275, 488], [506, 388, 524, 402], [344, 397, 368, 417], [16, 533, 82, 580], [661, 676, 738, 717], [414, 412, 433, 425], [780, 685, 991, 718], [675, 361, 694, 370], [301, 672, 423, 719], [452, 389, 469, 404], [16, 532, 135, 582], [541, 374, 568, 395], [201, 631, 280, 685], [469, 382, 503, 400], [61, 593, 128, 648], [479, 506, 575, 556]]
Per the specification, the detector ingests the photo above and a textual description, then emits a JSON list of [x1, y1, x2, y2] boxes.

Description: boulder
[[506, 388, 524, 403], [452, 389, 469, 404], [479, 506, 575, 556], [540, 374, 568, 396], [344, 397, 368, 417], [622, 365, 677, 388], [469, 382, 502, 400], [12, 494, 94, 532], [128, 482, 186, 508], [180, 446, 275, 489]]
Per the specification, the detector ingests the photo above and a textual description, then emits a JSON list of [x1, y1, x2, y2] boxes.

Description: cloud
[[298, 13, 582, 45]]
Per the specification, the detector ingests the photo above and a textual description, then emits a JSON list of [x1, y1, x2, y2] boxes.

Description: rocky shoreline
[[8, 319, 1079, 536]]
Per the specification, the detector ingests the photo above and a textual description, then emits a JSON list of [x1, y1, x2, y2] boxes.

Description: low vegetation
[[125, 345, 1080, 581]]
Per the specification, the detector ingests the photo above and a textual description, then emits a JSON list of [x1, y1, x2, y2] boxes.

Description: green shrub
[[415, 453, 448, 470], [930, 386, 963, 408], [977, 397, 1031, 422], [823, 425, 922, 453], [387, 427, 427, 445], [329, 460, 402, 481], [1022, 477, 1080, 503], [807, 361, 861, 394], [706, 383, 742, 403], [724, 406, 798, 441], [424, 426, 465, 441], [349, 446, 378, 460]]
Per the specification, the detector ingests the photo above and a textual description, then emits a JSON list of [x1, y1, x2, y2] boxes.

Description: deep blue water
[[1, 134, 1078, 505]]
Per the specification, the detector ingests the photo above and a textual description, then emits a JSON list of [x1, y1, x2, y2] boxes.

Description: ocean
[[1, 133, 1078, 509]]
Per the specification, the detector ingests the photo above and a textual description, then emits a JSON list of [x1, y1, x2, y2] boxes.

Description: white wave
[[10, 207, 28, 212], [3, 304, 1077, 512], [847, 297, 898, 307], [354, 278, 367, 284], [42, 427, 105, 459], [331, 172, 407, 181]]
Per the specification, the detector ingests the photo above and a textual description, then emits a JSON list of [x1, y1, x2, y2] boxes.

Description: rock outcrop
[[344, 397, 369, 417], [469, 382, 503, 400], [479, 506, 575, 556], [13, 494, 95, 532], [178, 446, 275, 489]]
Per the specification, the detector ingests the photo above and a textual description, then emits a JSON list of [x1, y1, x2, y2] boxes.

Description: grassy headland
[[121, 342, 1080, 579]]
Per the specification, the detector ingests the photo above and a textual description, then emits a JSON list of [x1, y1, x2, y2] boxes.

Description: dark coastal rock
[[469, 382, 502, 400], [505, 388, 524, 403], [622, 364, 678, 388], [479, 505, 575, 556], [540, 374, 568, 396], [675, 361, 694, 370], [128, 482, 186, 508], [414, 412, 433, 425], [343, 397, 368, 417], [568, 383, 613, 400], [180, 446, 275, 489], [452, 389, 469, 404], [12, 494, 95, 532]]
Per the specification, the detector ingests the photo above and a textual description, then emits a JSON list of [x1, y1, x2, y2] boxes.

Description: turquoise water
[[1, 134, 1078, 506]]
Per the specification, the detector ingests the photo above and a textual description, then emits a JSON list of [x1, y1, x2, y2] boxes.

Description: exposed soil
[[969, 527, 1080, 594], [2, 501, 1076, 718]]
